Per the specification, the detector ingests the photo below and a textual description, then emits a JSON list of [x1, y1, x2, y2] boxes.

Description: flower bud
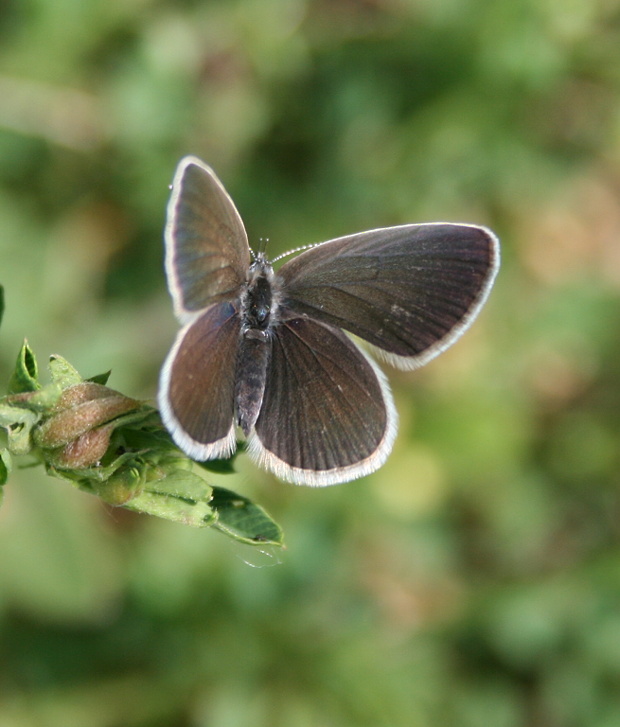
[[33, 382, 141, 464], [96, 466, 144, 506], [51, 424, 114, 469]]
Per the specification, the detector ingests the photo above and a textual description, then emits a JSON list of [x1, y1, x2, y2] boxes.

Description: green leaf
[[8, 341, 40, 394], [211, 486, 284, 546], [50, 448, 141, 486], [197, 441, 245, 474], [48, 354, 83, 388], [197, 454, 239, 475], [88, 464, 146, 505], [87, 370, 112, 385], [124, 469, 216, 527], [119, 423, 179, 453], [0, 384, 62, 414], [0, 448, 10, 487], [0, 404, 40, 455]]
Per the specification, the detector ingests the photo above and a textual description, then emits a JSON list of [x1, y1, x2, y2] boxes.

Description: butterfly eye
[[252, 302, 270, 324]]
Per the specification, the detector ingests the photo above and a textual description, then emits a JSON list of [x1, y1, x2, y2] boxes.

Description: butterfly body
[[235, 255, 275, 436], [159, 156, 500, 486]]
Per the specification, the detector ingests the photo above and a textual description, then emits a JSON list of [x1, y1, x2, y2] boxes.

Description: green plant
[[0, 286, 283, 548]]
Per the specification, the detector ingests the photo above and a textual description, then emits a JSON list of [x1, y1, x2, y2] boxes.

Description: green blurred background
[[1, 0, 620, 725]]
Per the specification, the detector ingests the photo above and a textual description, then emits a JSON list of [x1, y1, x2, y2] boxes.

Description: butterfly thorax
[[235, 254, 278, 435], [240, 254, 280, 333]]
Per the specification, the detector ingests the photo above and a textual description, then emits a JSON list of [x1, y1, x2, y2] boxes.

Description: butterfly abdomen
[[235, 256, 277, 435], [235, 332, 270, 436]]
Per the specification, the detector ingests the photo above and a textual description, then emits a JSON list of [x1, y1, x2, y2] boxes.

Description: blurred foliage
[[1, 0, 620, 726]]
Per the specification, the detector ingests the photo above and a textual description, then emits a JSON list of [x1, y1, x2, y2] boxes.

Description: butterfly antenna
[[251, 237, 270, 261], [271, 241, 323, 264]]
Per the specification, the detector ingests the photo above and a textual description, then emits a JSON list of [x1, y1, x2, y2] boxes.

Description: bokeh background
[[1, 1, 620, 725]]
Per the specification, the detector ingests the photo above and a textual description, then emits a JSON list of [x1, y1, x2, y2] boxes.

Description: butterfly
[[158, 156, 500, 486]]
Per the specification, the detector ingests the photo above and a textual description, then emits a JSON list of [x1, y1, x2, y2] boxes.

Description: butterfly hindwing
[[159, 302, 241, 460], [248, 316, 397, 486]]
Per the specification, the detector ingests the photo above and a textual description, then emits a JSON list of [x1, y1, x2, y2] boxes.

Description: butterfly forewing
[[166, 157, 251, 321], [159, 302, 241, 460], [248, 317, 397, 486], [278, 223, 499, 370]]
